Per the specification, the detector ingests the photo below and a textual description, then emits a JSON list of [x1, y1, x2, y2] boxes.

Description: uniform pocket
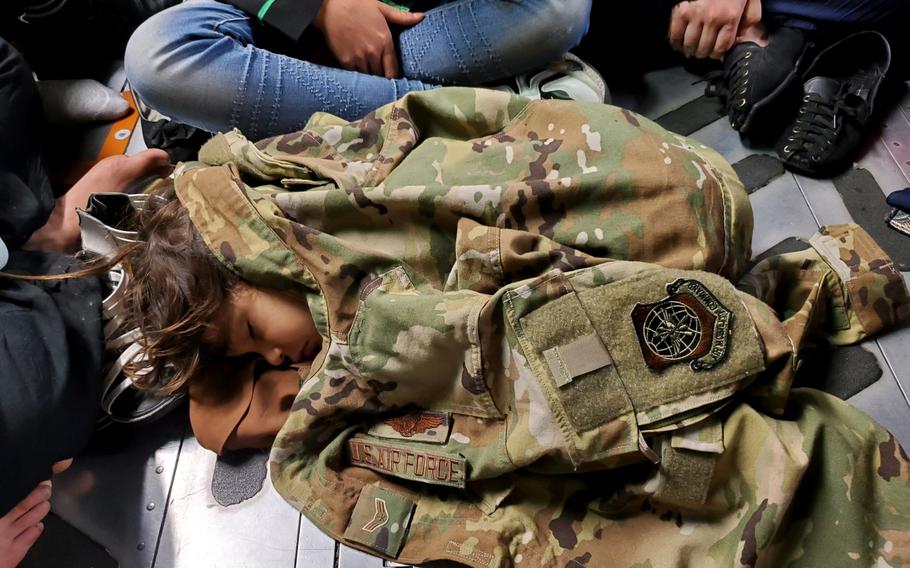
[[347, 410, 514, 514], [505, 270, 643, 468], [506, 266, 765, 469]]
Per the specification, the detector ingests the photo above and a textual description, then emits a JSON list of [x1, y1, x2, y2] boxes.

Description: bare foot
[[0, 482, 52, 568], [23, 149, 172, 253]]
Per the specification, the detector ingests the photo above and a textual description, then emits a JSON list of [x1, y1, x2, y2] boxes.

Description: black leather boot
[[708, 26, 809, 137], [777, 31, 891, 178]]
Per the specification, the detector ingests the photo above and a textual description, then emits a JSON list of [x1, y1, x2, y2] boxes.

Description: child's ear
[[229, 282, 254, 300], [200, 320, 224, 347]]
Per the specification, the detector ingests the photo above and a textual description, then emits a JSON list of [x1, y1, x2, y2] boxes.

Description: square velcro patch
[[344, 486, 415, 557], [543, 333, 613, 387]]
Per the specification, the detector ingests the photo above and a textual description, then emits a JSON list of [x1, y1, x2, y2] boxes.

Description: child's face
[[214, 283, 322, 366]]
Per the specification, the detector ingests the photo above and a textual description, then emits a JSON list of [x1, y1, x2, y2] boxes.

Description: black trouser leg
[[0, 37, 103, 515], [0, 37, 54, 249]]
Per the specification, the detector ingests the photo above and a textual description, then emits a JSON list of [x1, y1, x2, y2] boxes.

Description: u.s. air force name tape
[[347, 437, 466, 489]]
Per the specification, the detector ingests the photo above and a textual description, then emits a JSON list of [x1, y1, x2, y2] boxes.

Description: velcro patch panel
[[348, 437, 467, 488]]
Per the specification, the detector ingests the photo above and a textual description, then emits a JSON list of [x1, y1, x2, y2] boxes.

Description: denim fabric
[[126, 0, 591, 139], [765, 0, 910, 30]]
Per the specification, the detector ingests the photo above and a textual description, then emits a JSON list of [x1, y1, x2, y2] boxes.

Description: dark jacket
[[0, 37, 103, 514]]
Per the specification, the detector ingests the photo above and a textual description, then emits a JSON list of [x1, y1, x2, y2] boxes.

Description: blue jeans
[[765, 0, 910, 30], [126, 0, 591, 139]]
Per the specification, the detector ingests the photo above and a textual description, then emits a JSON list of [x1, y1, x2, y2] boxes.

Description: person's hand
[[23, 149, 172, 254], [736, 0, 765, 45], [314, 0, 424, 78], [668, 0, 750, 60]]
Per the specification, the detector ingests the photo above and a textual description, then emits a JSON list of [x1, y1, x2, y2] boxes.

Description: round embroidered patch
[[642, 300, 703, 361], [632, 279, 733, 371]]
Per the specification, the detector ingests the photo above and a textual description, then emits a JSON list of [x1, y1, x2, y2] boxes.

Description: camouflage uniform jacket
[[173, 88, 910, 567]]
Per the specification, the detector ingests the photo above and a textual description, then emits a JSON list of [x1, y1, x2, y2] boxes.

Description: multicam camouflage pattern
[[173, 88, 910, 567], [738, 224, 910, 415]]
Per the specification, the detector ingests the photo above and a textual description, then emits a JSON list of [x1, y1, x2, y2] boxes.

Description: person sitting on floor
[[0, 36, 171, 567], [123, 0, 605, 141], [663, 0, 909, 175]]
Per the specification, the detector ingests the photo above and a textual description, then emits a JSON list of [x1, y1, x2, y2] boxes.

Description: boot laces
[[782, 91, 859, 161], [708, 47, 756, 127], [726, 48, 754, 108]]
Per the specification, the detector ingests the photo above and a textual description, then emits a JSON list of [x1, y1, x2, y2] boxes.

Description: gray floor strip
[[654, 95, 726, 136], [748, 237, 811, 267], [733, 154, 786, 194], [796, 345, 883, 400]]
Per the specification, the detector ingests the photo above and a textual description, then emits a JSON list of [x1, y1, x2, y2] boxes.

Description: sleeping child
[[16, 88, 910, 567]]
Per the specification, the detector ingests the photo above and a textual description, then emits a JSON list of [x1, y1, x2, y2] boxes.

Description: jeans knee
[[125, 1, 247, 115], [125, 8, 185, 109], [533, 0, 592, 53]]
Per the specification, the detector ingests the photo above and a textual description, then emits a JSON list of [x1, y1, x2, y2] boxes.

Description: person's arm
[[189, 359, 304, 454], [225, 0, 325, 43]]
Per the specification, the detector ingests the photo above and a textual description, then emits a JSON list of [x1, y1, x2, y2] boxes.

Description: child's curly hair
[[2, 183, 238, 394], [120, 184, 239, 394]]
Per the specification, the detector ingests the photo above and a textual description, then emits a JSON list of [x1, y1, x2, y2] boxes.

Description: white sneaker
[[0, 236, 8, 270], [497, 52, 611, 104]]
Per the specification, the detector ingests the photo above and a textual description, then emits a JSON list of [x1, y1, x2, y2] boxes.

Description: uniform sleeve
[[447, 218, 607, 294], [737, 224, 910, 346], [224, 0, 324, 42]]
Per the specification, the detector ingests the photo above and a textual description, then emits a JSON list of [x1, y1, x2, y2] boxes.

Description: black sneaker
[[707, 26, 809, 136], [777, 31, 891, 178]]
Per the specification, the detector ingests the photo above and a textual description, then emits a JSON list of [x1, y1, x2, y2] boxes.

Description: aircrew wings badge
[[631, 278, 733, 372], [368, 411, 451, 444], [387, 413, 446, 437]]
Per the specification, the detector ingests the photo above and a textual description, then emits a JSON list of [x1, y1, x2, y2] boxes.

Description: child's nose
[[263, 347, 285, 366]]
